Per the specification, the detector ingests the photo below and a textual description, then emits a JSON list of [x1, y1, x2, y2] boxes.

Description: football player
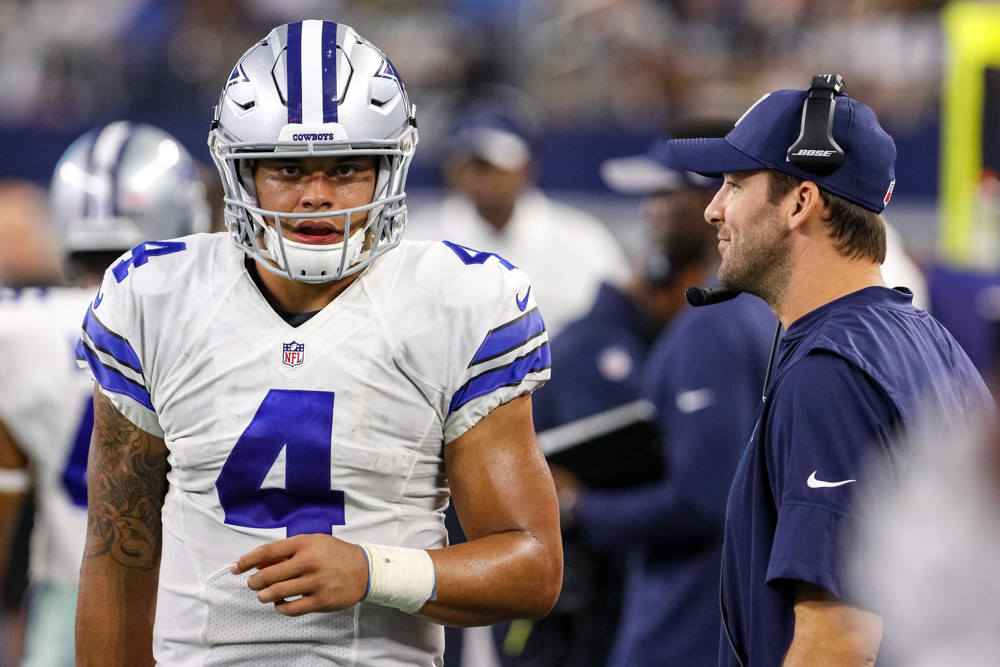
[[75, 20, 562, 666], [0, 121, 209, 666]]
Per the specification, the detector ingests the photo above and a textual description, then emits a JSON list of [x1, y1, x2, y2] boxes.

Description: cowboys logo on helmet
[[50, 121, 211, 260], [208, 20, 419, 283]]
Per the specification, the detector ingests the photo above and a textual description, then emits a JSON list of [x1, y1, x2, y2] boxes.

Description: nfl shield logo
[[282, 341, 305, 367]]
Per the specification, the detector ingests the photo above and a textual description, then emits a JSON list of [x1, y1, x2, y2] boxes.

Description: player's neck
[[249, 258, 363, 314]]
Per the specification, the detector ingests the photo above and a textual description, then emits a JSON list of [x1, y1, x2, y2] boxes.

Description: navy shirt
[[577, 292, 776, 666], [720, 287, 994, 666]]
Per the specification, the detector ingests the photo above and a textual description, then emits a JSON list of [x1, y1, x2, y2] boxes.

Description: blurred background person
[[406, 85, 631, 336], [0, 178, 64, 667], [488, 124, 726, 666], [0, 121, 209, 667], [849, 405, 1000, 666], [0, 181, 65, 288], [0, 178, 65, 665], [544, 122, 777, 666]]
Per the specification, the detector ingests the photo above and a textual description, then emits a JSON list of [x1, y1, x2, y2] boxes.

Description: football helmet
[[208, 20, 419, 283], [50, 121, 211, 256]]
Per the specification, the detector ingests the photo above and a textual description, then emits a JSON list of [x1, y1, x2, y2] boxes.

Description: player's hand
[[230, 534, 369, 617]]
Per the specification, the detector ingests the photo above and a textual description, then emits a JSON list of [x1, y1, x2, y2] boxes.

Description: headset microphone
[[685, 285, 741, 307]]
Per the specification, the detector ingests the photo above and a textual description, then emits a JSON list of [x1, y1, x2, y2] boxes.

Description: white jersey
[[77, 233, 550, 666], [0, 286, 94, 589], [407, 189, 631, 336]]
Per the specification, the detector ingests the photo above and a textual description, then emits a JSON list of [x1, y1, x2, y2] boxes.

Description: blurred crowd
[[0, 0, 945, 139]]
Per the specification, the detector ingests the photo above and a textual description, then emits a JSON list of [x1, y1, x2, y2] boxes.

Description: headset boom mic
[[685, 285, 741, 307]]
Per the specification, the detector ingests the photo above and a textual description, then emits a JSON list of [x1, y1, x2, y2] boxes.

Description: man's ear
[[785, 180, 823, 232]]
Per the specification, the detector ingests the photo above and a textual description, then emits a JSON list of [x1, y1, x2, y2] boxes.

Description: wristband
[[359, 543, 436, 614], [0, 467, 31, 493]]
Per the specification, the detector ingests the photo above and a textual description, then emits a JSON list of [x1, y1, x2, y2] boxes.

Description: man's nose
[[705, 189, 725, 226], [298, 173, 336, 209]]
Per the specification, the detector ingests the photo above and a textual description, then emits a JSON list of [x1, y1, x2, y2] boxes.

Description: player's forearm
[[418, 530, 562, 627], [76, 555, 159, 666]]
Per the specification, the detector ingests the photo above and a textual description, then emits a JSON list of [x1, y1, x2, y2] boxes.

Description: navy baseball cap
[[667, 88, 897, 212], [445, 87, 544, 171]]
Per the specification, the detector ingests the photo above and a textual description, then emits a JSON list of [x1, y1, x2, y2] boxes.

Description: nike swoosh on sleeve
[[516, 287, 531, 311], [806, 471, 856, 488]]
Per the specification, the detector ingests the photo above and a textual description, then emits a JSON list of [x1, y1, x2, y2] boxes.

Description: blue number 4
[[217, 389, 346, 537], [112, 241, 187, 283]]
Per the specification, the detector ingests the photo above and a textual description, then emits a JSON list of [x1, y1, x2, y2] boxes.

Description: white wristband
[[359, 543, 436, 614], [0, 466, 31, 493]]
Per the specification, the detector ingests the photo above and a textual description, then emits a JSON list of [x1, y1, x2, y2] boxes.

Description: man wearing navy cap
[[668, 77, 995, 664]]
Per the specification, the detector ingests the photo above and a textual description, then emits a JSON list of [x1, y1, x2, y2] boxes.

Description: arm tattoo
[[85, 389, 169, 571]]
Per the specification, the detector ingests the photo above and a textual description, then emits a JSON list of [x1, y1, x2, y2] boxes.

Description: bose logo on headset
[[790, 149, 837, 157]]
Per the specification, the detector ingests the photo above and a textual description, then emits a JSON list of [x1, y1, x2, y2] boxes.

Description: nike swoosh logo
[[675, 388, 715, 413], [516, 287, 531, 311], [93, 282, 105, 308], [807, 471, 856, 488]]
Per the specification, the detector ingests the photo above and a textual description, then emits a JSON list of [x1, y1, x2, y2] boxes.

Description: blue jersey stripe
[[448, 343, 551, 417], [76, 342, 154, 412], [82, 308, 143, 373], [470, 308, 546, 367], [321, 21, 338, 123], [286, 21, 303, 124]]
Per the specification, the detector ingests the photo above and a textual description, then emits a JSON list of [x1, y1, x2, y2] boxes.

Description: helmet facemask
[[208, 20, 418, 284]]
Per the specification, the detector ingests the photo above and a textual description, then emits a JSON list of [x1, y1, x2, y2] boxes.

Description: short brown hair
[[766, 170, 886, 264]]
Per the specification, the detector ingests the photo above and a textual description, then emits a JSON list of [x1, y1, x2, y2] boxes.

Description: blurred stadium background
[[2, 0, 999, 368]]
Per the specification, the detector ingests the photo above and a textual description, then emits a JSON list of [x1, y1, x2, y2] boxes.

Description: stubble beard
[[717, 209, 792, 306]]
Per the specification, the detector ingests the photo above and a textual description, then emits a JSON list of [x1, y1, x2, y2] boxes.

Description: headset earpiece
[[787, 74, 846, 175]]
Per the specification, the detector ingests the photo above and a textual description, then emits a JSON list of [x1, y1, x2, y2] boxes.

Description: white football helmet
[[50, 121, 211, 256], [208, 20, 419, 283]]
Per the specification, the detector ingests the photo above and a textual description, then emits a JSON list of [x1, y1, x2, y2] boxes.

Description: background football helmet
[[208, 20, 419, 283], [50, 121, 211, 258]]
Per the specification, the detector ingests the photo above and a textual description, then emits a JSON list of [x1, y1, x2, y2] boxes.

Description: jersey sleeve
[[444, 282, 549, 443], [75, 250, 165, 438], [764, 350, 898, 601], [407, 242, 550, 444]]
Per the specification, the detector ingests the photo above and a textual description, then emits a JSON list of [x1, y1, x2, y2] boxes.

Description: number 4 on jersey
[[111, 241, 187, 283], [216, 389, 346, 537]]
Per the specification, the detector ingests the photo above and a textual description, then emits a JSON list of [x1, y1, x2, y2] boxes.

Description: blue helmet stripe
[[286, 21, 303, 124], [108, 125, 134, 220], [321, 21, 338, 123], [81, 132, 99, 219]]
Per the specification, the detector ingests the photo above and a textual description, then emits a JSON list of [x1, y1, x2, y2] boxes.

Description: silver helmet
[[50, 121, 211, 256], [208, 20, 419, 283]]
